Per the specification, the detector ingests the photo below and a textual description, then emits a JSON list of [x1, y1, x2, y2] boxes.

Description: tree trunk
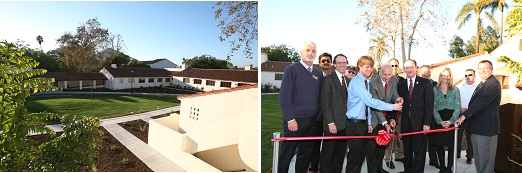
[[500, 6, 504, 44], [399, 5, 407, 63], [476, 12, 481, 53]]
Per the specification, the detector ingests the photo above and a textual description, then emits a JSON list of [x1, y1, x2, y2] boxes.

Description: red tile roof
[[103, 67, 172, 78], [41, 72, 107, 81], [261, 61, 292, 72], [173, 68, 257, 83], [429, 52, 488, 68], [178, 84, 258, 100], [141, 58, 167, 65]]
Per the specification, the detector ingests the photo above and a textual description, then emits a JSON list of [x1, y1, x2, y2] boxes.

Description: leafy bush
[[261, 83, 279, 93]]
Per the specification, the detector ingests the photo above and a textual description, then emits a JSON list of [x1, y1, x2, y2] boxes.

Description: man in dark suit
[[456, 60, 501, 173], [278, 41, 323, 173], [367, 64, 401, 173], [420, 65, 439, 168], [318, 54, 349, 173], [394, 59, 434, 173]]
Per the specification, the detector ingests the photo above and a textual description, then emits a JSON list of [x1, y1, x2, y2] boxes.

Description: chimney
[[245, 64, 252, 70], [182, 63, 189, 70], [111, 64, 117, 68], [261, 53, 268, 62]]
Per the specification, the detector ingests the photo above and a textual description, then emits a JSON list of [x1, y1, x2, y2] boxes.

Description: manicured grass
[[25, 94, 180, 120], [261, 94, 284, 173]]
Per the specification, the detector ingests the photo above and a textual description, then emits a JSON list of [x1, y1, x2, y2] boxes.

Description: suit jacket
[[369, 76, 400, 129], [320, 71, 350, 131], [396, 76, 434, 132], [462, 75, 501, 136]]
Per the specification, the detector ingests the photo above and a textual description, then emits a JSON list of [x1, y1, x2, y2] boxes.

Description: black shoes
[[429, 161, 440, 169], [386, 161, 395, 169], [457, 153, 461, 158], [466, 157, 474, 164]]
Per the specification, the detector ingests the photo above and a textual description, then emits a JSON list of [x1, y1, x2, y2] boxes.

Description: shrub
[[121, 158, 130, 165]]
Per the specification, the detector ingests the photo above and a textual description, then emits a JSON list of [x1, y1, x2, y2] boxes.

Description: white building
[[148, 84, 258, 172], [100, 66, 172, 90], [171, 67, 257, 92], [42, 72, 107, 90], [141, 58, 178, 69], [260, 61, 292, 89]]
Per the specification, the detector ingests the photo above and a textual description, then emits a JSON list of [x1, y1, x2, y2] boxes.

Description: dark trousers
[[278, 116, 316, 173], [436, 145, 454, 171], [309, 121, 323, 172], [428, 136, 438, 164], [345, 120, 368, 173], [366, 124, 386, 173], [319, 128, 347, 173], [457, 121, 473, 158], [402, 119, 427, 173]]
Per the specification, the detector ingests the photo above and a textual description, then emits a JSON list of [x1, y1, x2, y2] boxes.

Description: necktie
[[308, 67, 312, 73], [365, 80, 369, 121], [408, 79, 414, 99], [342, 76, 347, 97], [383, 82, 388, 117], [471, 81, 484, 99]]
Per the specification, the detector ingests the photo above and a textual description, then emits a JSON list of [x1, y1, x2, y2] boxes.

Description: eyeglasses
[[347, 71, 356, 75], [465, 74, 473, 77], [391, 65, 399, 67], [321, 59, 331, 63]]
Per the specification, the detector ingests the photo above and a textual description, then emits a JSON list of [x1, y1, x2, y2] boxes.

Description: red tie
[[383, 82, 388, 117], [342, 76, 347, 97]]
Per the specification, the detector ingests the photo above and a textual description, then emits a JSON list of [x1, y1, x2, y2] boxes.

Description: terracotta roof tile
[[178, 84, 258, 100], [173, 68, 257, 83], [41, 72, 107, 81], [103, 67, 171, 78], [429, 52, 488, 68], [261, 61, 292, 72]]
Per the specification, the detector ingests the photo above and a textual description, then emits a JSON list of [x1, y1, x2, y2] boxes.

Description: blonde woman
[[432, 67, 461, 173]]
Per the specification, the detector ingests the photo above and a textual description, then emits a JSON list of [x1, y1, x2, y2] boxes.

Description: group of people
[[277, 41, 501, 173]]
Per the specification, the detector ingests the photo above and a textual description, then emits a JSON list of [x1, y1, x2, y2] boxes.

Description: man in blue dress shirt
[[345, 55, 403, 173]]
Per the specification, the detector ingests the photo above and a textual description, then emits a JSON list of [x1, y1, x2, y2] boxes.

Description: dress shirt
[[335, 70, 345, 87], [458, 82, 477, 109], [347, 73, 394, 125], [407, 76, 417, 90], [300, 60, 313, 72]]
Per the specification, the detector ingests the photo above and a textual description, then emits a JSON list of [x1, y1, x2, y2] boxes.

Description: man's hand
[[423, 125, 430, 131], [368, 125, 373, 134], [288, 120, 298, 131], [384, 123, 391, 133], [396, 97, 404, 105], [328, 124, 338, 134], [390, 119, 396, 128], [455, 115, 467, 126], [393, 103, 403, 111], [460, 108, 467, 114]]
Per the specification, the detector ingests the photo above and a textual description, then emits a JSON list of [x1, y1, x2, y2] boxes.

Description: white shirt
[[407, 76, 417, 90], [335, 70, 345, 86], [300, 60, 313, 72], [459, 82, 477, 109]]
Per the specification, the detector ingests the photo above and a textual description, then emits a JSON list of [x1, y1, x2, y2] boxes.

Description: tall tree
[[498, 0, 508, 43], [102, 52, 131, 67], [455, 0, 506, 53], [183, 54, 232, 69], [368, 35, 389, 66], [448, 35, 469, 58], [214, 1, 258, 60], [57, 18, 125, 73], [261, 44, 300, 62], [505, 0, 522, 37], [36, 35, 43, 52], [358, 0, 449, 63]]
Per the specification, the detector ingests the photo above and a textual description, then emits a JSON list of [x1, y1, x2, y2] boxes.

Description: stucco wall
[[173, 76, 255, 92], [261, 71, 282, 88]]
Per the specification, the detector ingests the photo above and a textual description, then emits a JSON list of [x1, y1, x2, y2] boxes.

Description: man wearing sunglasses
[[457, 69, 476, 165], [309, 52, 333, 173], [384, 58, 405, 169], [345, 66, 357, 79]]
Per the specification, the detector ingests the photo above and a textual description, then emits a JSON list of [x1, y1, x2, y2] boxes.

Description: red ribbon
[[273, 127, 457, 147]]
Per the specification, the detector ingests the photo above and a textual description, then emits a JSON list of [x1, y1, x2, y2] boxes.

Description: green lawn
[[26, 94, 180, 120], [261, 94, 284, 173]]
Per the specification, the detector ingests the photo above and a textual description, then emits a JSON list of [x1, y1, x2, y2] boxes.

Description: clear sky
[[260, 0, 512, 67], [0, 1, 258, 68]]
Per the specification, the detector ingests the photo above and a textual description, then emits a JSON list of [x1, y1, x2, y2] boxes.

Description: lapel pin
[[312, 75, 318, 80]]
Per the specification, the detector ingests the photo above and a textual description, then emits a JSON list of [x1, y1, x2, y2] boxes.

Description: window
[[275, 74, 283, 80], [220, 81, 232, 88], [138, 78, 145, 83], [238, 83, 249, 86], [194, 79, 202, 84], [206, 80, 215, 86], [119, 78, 124, 83], [183, 78, 190, 83], [148, 78, 154, 83], [189, 107, 200, 121], [157, 78, 163, 82], [166, 78, 171, 82]]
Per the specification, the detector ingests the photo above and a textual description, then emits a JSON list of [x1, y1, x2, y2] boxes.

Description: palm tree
[[455, 0, 504, 53], [36, 35, 43, 52], [368, 35, 389, 68], [498, 0, 508, 43]]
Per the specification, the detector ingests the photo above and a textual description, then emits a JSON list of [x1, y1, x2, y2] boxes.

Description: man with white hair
[[278, 41, 323, 173]]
